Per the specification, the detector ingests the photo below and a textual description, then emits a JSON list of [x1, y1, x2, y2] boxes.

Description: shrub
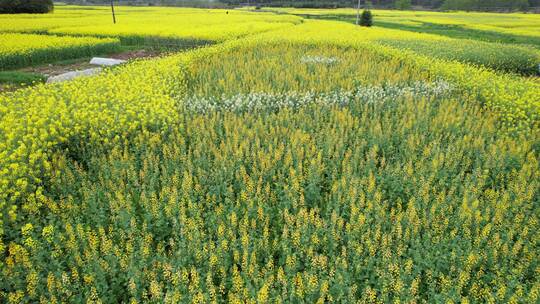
[[360, 9, 373, 27], [0, 0, 54, 14]]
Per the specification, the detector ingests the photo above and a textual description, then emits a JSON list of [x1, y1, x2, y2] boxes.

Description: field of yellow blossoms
[[0, 5, 539, 303], [0, 33, 120, 69]]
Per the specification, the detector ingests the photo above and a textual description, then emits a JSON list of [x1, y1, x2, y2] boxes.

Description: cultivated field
[[0, 33, 120, 69], [0, 5, 539, 303]]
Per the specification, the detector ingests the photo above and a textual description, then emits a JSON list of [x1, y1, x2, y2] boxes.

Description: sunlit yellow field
[[0, 6, 302, 42], [0, 33, 120, 69], [266, 7, 540, 38], [0, 5, 539, 304]]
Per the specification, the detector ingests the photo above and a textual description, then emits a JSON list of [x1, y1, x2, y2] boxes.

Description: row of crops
[[377, 38, 540, 75], [268, 7, 540, 76], [0, 33, 120, 70], [0, 14, 539, 302], [269, 7, 540, 47], [0, 6, 302, 70], [1, 7, 540, 75]]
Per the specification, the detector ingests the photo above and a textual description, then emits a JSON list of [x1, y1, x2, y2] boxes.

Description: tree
[[360, 9, 373, 26], [0, 0, 54, 14], [395, 0, 412, 9]]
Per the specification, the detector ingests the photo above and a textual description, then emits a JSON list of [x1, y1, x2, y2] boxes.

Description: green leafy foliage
[[0, 71, 46, 85], [360, 9, 373, 27]]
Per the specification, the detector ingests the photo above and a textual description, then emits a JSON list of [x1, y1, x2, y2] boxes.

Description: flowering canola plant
[[0, 11, 538, 304], [0, 33, 120, 70]]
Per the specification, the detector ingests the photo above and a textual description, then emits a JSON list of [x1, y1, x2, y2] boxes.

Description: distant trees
[[441, 0, 475, 10], [395, 0, 412, 9], [442, 0, 530, 10], [0, 0, 54, 13]]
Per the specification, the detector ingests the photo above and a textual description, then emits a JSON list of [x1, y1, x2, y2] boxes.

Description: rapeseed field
[[0, 6, 538, 303]]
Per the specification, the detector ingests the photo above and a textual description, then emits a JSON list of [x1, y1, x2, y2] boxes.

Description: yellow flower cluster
[[263, 8, 540, 75], [0, 50, 190, 271], [5, 90, 535, 302], [266, 7, 540, 44], [0, 33, 120, 69], [251, 21, 540, 131], [0, 6, 301, 45]]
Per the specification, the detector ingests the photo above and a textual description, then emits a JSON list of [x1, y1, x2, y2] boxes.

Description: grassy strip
[[0, 71, 46, 85]]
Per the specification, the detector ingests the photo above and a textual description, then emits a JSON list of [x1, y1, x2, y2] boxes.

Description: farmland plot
[[0, 7, 538, 304]]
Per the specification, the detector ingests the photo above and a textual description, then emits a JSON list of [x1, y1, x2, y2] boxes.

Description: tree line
[[0, 0, 54, 13]]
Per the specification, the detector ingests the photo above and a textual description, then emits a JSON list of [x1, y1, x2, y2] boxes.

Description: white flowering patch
[[300, 55, 339, 65], [183, 80, 453, 114]]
